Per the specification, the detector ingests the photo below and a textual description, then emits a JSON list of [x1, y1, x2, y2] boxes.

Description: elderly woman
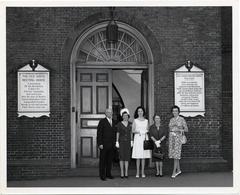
[[115, 108, 133, 178], [149, 114, 167, 177], [168, 105, 188, 178]]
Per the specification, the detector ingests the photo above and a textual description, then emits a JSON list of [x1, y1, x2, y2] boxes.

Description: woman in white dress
[[132, 106, 151, 178]]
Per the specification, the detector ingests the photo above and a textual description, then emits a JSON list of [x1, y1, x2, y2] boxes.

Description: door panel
[[80, 137, 93, 157], [96, 86, 109, 113], [80, 86, 93, 114], [77, 69, 112, 166]]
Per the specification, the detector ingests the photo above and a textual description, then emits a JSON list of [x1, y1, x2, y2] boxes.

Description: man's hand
[[99, 145, 103, 150]]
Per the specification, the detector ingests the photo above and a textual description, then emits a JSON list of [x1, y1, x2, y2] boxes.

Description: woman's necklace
[[122, 121, 128, 127]]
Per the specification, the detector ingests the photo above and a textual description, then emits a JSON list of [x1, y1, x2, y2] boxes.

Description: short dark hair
[[134, 106, 146, 119], [153, 113, 161, 121], [120, 111, 130, 121], [171, 105, 180, 113]]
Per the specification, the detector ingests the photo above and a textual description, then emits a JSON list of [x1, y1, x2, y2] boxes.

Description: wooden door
[[76, 69, 112, 166]]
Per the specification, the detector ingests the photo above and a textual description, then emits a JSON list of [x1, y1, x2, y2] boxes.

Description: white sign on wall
[[174, 62, 205, 117], [18, 61, 50, 117]]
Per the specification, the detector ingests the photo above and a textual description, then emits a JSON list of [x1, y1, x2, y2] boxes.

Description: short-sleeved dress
[[132, 119, 151, 159], [149, 124, 167, 162], [168, 116, 188, 159], [116, 122, 132, 161]]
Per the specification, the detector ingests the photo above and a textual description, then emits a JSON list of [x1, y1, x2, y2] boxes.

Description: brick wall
[[221, 7, 232, 169], [7, 7, 232, 180], [144, 7, 223, 158]]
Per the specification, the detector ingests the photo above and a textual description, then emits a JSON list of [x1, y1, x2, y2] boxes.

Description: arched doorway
[[70, 21, 154, 168]]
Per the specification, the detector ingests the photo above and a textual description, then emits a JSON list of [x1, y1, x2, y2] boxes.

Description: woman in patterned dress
[[115, 108, 133, 178], [132, 106, 151, 178], [168, 105, 188, 178]]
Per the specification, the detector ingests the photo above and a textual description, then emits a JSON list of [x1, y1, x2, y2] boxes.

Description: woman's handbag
[[152, 146, 164, 159], [181, 132, 187, 144], [143, 133, 154, 150]]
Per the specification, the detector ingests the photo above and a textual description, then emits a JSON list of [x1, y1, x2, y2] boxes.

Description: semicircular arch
[[71, 21, 154, 66]]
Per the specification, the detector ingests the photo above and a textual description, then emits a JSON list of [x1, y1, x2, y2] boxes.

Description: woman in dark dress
[[149, 114, 167, 177], [115, 108, 133, 178]]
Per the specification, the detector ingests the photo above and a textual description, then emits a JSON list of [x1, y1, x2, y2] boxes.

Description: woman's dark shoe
[[155, 173, 160, 177], [124, 176, 128, 178], [121, 176, 124, 179], [159, 174, 164, 177]]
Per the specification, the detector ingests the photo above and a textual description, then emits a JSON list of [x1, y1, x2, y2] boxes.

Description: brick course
[[7, 7, 232, 180]]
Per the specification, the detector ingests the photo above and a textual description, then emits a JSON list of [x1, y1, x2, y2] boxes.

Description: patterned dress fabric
[[168, 116, 188, 159], [132, 119, 151, 159]]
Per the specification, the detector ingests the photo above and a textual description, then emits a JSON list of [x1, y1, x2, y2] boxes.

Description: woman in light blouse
[[168, 105, 188, 178]]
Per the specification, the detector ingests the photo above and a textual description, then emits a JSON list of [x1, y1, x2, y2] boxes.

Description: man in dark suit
[[97, 108, 116, 181]]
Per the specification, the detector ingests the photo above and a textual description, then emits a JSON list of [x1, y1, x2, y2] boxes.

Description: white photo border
[[1, 0, 239, 194]]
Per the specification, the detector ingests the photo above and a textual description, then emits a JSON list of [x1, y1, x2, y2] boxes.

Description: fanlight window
[[77, 28, 148, 64]]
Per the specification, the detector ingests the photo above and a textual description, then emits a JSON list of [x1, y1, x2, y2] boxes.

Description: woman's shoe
[[155, 173, 160, 177], [171, 173, 176, 178], [159, 174, 164, 177], [125, 176, 128, 179], [121, 176, 124, 179], [136, 174, 139, 178], [175, 171, 182, 177], [142, 174, 146, 178]]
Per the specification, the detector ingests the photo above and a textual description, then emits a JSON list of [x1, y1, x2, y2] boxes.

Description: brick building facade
[[7, 7, 232, 180]]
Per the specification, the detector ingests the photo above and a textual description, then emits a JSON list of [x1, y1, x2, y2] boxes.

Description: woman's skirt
[[168, 132, 182, 159], [132, 134, 151, 159], [119, 140, 131, 161]]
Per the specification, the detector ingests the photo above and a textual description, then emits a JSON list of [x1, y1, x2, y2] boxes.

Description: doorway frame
[[70, 64, 154, 168], [70, 22, 154, 168]]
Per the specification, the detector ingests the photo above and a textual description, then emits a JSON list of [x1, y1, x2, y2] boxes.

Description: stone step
[[63, 158, 231, 177]]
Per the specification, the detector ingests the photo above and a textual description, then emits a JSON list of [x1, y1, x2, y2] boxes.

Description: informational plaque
[[18, 60, 50, 117], [174, 62, 205, 117]]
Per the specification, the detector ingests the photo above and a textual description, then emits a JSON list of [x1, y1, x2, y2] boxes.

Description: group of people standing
[[97, 105, 188, 181]]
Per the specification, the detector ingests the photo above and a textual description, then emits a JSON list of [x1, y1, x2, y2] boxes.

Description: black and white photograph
[[0, 0, 239, 194]]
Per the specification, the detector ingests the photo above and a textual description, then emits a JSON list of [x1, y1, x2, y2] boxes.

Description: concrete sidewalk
[[8, 171, 233, 187]]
